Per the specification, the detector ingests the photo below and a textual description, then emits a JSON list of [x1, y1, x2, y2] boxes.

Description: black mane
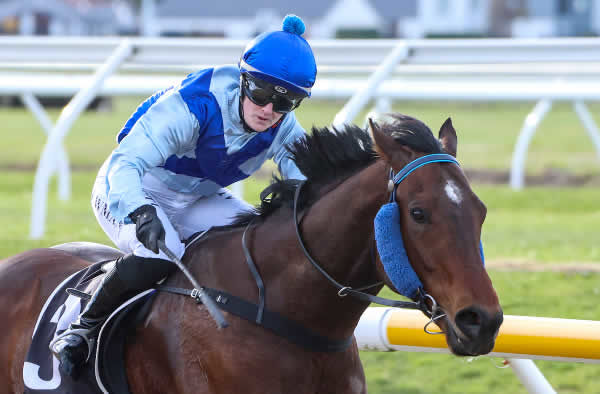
[[383, 114, 443, 155], [228, 114, 443, 227]]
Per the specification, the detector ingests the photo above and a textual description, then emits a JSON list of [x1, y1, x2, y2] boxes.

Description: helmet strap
[[238, 91, 258, 133]]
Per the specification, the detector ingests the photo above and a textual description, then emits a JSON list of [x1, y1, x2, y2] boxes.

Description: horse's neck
[[273, 160, 389, 338], [179, 161, 389, 341], [301, 160, 388, 283]]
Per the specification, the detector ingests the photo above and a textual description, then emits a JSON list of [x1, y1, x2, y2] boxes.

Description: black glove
[[128, 204, 165, 254]]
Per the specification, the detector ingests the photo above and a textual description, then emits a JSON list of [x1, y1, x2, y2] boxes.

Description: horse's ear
[[369, 118, 409, 163], [369, 118, 388, 160], [438, 117, 457, 157]]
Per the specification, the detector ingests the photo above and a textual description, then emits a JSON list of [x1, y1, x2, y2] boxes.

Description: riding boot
[[50, 259, 130, 379]]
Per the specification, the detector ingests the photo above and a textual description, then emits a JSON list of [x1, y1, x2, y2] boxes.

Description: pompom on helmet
[[238, 14, 317, 130]]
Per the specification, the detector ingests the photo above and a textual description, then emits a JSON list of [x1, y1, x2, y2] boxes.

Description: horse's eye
[[410, 207, 427, 223]]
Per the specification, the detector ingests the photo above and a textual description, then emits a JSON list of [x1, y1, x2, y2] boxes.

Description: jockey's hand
[[129, 204, 165, 254]]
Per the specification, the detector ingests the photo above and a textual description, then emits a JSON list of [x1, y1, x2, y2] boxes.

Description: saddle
[[23, 247, 153, 394], [23, 232, 358, 394]]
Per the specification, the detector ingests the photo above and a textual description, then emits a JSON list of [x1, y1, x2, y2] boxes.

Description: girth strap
[[155, 285, 353, 353]]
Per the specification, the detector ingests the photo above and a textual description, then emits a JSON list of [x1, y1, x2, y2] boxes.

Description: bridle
[[158, 154, 459, 337], [292, 153, 459, 333]]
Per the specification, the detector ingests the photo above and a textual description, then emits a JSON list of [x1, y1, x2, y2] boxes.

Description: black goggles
[[242, 74, 307, 114]]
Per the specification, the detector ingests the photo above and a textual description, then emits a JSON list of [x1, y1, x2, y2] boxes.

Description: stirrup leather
[[49, 327, 98, 363]]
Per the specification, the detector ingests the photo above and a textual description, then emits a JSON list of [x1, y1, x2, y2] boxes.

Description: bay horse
[[0, 114, 502, 393]]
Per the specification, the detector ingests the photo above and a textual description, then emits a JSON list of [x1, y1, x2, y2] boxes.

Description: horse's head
[[369, 114, 502, 356]]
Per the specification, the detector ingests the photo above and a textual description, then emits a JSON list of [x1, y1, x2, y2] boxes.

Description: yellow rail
[[357, 308, 600, 363]]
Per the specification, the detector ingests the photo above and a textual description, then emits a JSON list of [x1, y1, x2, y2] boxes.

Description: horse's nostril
[[455, 307, 484, 339]]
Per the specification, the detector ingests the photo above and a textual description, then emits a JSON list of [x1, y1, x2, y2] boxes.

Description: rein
[[156, 153, 461, 349], [292, 181, 427, 311], [291, 153, 460, 326]]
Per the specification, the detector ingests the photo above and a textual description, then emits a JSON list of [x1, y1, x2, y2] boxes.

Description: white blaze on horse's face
[[444, 180, 463, 206]]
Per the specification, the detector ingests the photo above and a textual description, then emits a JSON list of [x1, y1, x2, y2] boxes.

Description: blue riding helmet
[[239, 14, 317, 97]]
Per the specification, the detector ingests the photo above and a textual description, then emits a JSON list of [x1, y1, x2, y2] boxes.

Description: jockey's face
[[242, 96, 284, 132]]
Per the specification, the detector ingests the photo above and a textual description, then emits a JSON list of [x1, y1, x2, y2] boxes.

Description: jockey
[[50, 14, 316, 378]]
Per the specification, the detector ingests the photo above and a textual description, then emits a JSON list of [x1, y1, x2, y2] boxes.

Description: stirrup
[[49, 327, 98, 363]]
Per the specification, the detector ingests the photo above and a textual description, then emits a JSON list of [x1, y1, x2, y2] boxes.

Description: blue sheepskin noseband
[[374, 154, 485, 300]]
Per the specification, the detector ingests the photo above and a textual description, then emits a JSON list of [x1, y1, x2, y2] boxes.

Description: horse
[[0, 114, 502, 393]]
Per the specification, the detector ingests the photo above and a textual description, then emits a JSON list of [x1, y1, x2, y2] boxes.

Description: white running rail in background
[[0, 37, 599, 237]]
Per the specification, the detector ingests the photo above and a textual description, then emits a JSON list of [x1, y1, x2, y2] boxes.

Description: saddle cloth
[[23, 261, 153, 394]]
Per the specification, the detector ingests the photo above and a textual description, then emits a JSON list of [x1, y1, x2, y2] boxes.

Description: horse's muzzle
[[446, 306, 504, 356]]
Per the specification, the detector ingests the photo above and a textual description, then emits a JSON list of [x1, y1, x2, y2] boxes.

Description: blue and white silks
[[102, 65, 306, 222], [374, 154, 485, 300]]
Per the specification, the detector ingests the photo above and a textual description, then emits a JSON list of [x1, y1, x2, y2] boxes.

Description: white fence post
[[332, 42, 409, 128], [573, 101, 600, 161], [507, 358, 557, 394], [509, 99, 553, 190], [20, 92, 71, 201], [29, 40, 134, 239]]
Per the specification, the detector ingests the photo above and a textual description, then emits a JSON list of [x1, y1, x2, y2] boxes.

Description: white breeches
[[91, 172, 253, 261]]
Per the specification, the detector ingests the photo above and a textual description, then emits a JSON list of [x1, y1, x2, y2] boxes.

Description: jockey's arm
[[106, 91, 201, 222], [271, 112, 307, 181]]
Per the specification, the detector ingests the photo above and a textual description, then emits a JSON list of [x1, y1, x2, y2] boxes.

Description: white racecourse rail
[[2, 36, 600, 394], [1, 37, 599, 238]]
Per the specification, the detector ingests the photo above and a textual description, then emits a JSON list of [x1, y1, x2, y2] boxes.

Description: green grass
[[3, 98, 600, 175], [2, 98, 600, 393], [3, 173, 598, 264], [383, 101, 600, 174], [476, 185, 600, 262]]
